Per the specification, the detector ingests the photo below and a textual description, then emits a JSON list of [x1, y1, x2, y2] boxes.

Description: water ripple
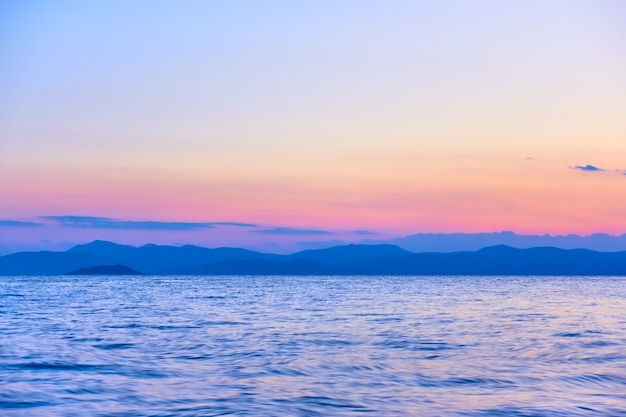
[[1, 275, 626, 416]]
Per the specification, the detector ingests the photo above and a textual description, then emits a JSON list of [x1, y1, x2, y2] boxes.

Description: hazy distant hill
[[346, 245, 626, 275], [288, 244, 413, 264], [172, 259, 332, 275], [1, 241, 626, 276], [66, 264, 143, 275], [374, 231, 626, 253]]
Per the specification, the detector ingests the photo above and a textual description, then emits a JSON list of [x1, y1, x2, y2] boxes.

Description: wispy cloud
[[570, 164, 606, 172], [35, 215, 350, 235], [41, 216, 217, 231], [211, 222, 258, 227], [256, 227, 333, 235], [42, 216, 109, 225], [569, 165, 626, 178], [0, 220, 44, 227]]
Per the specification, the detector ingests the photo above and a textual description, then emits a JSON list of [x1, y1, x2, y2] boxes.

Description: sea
[[1, 275, 625, 416]]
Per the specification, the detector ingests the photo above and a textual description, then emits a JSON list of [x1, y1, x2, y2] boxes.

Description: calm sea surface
[[1, 275, 626, 416]]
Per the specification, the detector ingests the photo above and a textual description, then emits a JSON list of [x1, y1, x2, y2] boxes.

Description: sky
[[1, 1, 626, 253]]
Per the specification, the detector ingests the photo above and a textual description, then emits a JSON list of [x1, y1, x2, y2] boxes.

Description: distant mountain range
[[375, 231, 626, 253], [1, 240, 626, 276]]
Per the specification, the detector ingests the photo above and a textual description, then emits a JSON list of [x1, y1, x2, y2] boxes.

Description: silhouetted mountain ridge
[[68, 241, 280, 274], [1, 241, 625, 276]]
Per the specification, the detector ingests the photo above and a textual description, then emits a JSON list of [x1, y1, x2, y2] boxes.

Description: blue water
[[1, 275, 626, 416]]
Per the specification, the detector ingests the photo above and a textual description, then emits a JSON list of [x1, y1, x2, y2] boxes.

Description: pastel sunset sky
[[1, 1, 625, 253]]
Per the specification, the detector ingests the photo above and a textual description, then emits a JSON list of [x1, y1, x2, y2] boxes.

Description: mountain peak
[[67, 240, 137, 257], [290, 243, 413, 265], [478, 244, 518, 252]]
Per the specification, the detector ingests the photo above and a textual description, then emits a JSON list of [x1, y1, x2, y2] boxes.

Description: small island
[[66, 264, 143, 275]]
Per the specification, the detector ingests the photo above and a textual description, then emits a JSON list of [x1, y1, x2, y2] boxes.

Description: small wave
[[277, 395, 371, 411], [377, 339, 461, 352], [6, 361, 170, 380], [369, 316, 404, 323], [0, 399, 50, 409], [553, 329, 609, 338], [460, 406, 581, 416], [147, 324, 201, 330], [199, 320, 248, 326], [580, 340, 619, 348], [93, 342, 135, 350], [553, 332, 584, 338], [9, 362, 107, 372], [186, 295, 228, 300], [106, 323, 144, 329], [559, 373, 626, 388], [266, 367, 307, 377], [415, 375, 515, 388], [303, 338, 357, 347], [461, 404, 626, 417]]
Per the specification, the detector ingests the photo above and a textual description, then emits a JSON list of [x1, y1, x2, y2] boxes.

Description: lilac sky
[[1, 1, 625, 254]]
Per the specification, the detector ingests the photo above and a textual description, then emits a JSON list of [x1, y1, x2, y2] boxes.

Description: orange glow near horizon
[[3, 154, 626, 236]]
